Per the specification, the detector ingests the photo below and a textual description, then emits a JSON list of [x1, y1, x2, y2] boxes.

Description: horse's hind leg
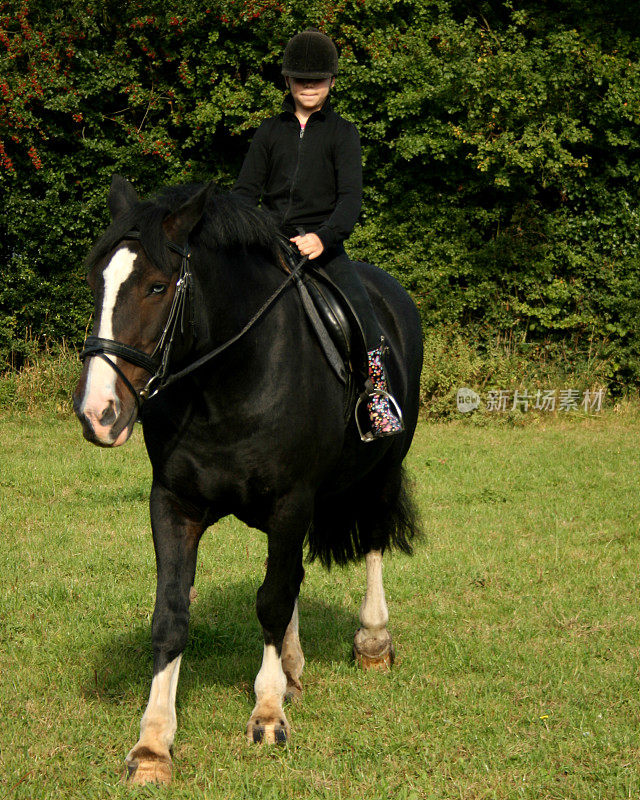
[[125, 484, 205, 785], [247, 496, 307, 744], [281, 598, 305, 702], [354, 550, 394, 670], [352, 462, 417, 670]]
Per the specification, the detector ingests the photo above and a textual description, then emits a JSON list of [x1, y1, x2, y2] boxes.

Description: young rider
[[233, 28, 403, 439]]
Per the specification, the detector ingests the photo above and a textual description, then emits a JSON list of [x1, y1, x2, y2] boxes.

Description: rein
[[80, 231, 307, 410]]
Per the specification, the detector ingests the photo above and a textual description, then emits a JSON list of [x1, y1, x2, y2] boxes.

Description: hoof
[[353, 628, 395, 671], [354, 647, 394, 670], [284, 677, 303, 704], [125, 747, 172, 786], [246, 711, 290, 745], [284, 685, 302, 704]]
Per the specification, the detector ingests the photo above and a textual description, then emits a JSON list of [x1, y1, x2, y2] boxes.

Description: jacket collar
[[281, 93, 332, 120]]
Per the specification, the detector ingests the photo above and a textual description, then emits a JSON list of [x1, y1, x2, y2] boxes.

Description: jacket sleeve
[[231, 122, 270, 207], [315, 122, 362, 251]]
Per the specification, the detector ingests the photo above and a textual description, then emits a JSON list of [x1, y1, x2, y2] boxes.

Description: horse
[[73, 175, 423, 785]]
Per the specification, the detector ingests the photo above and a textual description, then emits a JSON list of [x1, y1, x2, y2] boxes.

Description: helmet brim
[[282, 69, 335, 79]]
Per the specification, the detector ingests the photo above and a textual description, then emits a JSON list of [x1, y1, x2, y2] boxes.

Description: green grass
[[1, 412, 639, 798]]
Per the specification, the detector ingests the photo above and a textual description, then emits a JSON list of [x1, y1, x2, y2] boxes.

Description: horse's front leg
[[126, 483, 205, 785], [247, 498, 307, 744]]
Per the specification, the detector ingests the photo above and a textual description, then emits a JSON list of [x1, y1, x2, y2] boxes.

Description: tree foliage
[[1, 0, 639, 384]]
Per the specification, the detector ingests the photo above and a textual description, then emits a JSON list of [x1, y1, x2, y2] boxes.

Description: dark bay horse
[[73, 176, 422, 785]]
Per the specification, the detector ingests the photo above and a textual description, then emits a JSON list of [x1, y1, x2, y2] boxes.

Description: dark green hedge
[[1, 0, 639, 385]]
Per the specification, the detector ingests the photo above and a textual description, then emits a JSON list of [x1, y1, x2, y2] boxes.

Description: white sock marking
[[135, 654, 183, 753], [254, 644, 287, 702], [359, 550, 389, 634]]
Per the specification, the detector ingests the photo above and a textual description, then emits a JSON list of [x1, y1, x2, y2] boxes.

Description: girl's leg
[[319, 252, 403, 439], [319, 251, 381, 350]]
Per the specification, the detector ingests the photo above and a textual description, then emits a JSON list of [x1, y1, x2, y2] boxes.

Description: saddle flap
[[303, 278, 351, 362], [306, 266, 369, 383], [279, 240, 369, 386], [294, 277, 347, 384]]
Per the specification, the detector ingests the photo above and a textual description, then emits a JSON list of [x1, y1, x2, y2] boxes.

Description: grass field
[[1, 411, 639, 799]]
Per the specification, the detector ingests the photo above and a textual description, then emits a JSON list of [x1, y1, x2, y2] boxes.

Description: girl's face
[[287, 77, 335, 115]]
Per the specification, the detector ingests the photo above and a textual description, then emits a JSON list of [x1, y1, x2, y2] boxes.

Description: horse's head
[[74, 176, 209, 447]]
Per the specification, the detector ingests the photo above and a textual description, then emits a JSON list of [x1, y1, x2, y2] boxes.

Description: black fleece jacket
[[232, 96, 362, 251]]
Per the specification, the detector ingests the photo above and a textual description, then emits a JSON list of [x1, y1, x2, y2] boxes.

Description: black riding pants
[[312, 248, 382, 352]]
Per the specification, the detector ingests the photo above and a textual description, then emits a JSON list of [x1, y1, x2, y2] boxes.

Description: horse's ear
[[163, 183, 213, 245], [108, 175, 138, 219]]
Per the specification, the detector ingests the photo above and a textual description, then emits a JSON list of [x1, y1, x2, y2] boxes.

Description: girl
[[233, 28, 403, 438]]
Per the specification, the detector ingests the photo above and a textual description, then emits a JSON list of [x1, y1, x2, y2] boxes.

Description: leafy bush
[[0, 339, 80, 413], [1, 0, 639, 389]]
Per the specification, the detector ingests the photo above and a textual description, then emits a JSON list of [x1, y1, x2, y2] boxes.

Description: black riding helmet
[[281, 28, 339, 80]]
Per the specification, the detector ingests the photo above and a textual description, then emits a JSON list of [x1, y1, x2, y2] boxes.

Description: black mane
[[85, 183, 281, 274]]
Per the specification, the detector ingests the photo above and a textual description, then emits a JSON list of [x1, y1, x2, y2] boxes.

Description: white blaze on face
[[80, 246, 137, 440]]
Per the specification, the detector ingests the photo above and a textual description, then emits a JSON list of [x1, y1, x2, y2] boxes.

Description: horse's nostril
[[100, 401, 117, 427]]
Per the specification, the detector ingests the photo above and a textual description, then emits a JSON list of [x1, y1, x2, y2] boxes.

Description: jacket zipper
[[282, 122, 305, 229]]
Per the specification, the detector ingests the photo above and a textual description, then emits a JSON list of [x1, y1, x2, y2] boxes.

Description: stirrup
[[355, 386, 404, 443]]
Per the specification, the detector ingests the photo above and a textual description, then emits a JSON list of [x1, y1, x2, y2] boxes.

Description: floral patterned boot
[[364, 342, 404, 439]]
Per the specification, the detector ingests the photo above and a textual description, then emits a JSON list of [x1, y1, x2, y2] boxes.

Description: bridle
[[80, 231, 306, 413], [80, 231, 192, 413]]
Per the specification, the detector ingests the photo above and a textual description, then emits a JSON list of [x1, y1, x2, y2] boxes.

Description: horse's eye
[[149, 283, 167, 296]]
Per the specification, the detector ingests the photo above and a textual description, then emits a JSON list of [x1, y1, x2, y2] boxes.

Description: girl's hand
[[290, 233, 324, 259]]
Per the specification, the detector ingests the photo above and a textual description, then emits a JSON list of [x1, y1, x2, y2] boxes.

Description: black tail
[[307, 465, 421, 569]]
